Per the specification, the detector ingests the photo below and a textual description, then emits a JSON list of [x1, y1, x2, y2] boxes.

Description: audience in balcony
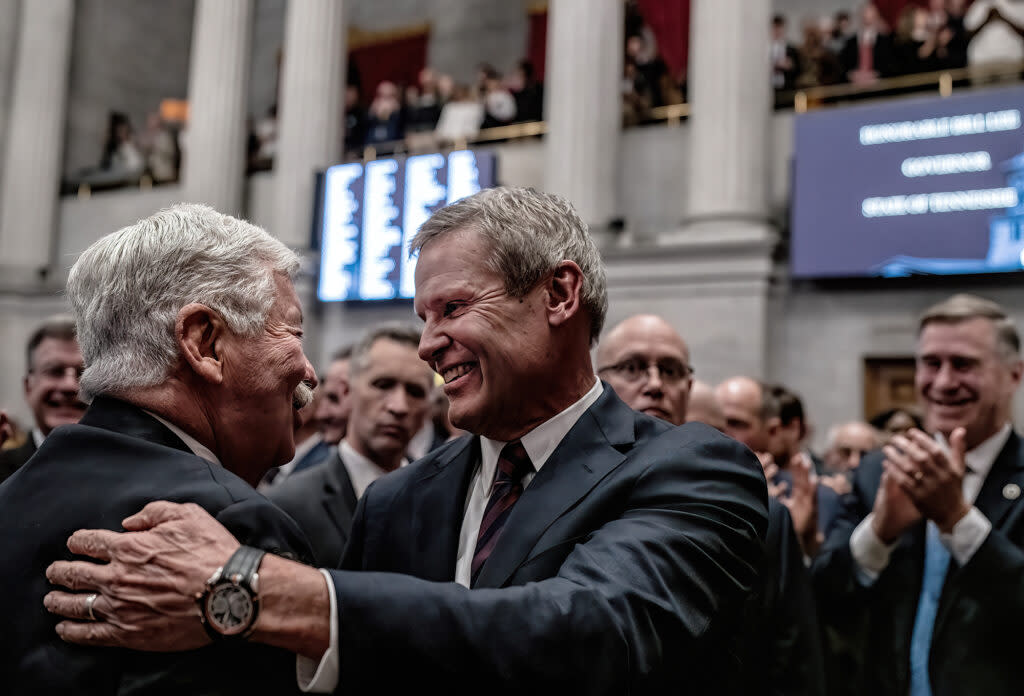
[[796, 17, 843, 88], [838, 2, 896, 85], [508, 60, 544, 123], [365, 81, 404, 146], [137, 112, 179, 184], [772, 14, 801, 92]]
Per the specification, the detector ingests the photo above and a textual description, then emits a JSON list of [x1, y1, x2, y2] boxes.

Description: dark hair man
[[0, 204, 317, 693], [44, 187, 767, 695], [814, 293, 1024, 696], [269, 323, 434, 567], [0, 315, 85, 483]]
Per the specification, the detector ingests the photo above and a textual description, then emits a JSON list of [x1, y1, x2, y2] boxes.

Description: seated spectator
[[137, 111, 178, 183], [507, 59, 543, 122], [343, 85, 368, 157], [797, 16, 843, 87], [771, 14, 801, 91], [364, 80, 404, 145], [434, 84, 483, 143], [840, 2, 896, 85], [480, 72, 516, 129], [0, 316, 85, 484]]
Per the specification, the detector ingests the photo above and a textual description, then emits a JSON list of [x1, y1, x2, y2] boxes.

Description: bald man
[[716, 376, 777, 452], [596, 314, 693, 425], [823, 421, 879, 474], [686, 380, 725, 431], [600, 321, 826, 696]]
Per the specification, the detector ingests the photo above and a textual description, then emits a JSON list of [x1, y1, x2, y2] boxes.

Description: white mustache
[[293, 381, 314, 410]]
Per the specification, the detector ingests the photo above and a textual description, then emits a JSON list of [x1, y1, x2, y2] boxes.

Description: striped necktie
[[471, 440, 533, 587]]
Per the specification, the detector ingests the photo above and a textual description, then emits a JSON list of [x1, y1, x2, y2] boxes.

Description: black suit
[[0, 397, 312, 695], [0, 437, 36, 484], [813, 433, 1024, 696], [268, 449, 359, 568], [839, 33, 896, 80], [327, 386, 769, 695]]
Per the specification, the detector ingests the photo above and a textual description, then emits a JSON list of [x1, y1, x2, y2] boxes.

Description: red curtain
[[635, 0, 690, 83], [349, 32, 429, 101], [526, 9, 548, 81]]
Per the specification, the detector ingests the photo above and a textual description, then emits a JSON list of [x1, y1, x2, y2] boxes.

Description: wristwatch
[[198, 545, 266, 639]]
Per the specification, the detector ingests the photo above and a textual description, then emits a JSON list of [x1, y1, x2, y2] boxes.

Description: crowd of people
[[0, 187, 1020, 695]]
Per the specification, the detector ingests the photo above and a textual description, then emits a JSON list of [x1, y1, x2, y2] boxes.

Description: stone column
[[543, 0, 622, 229], [661, 0, 774, 246], [0, 0, 75, 283], [273, 0, 347, 248], [181, 0, 253, 216]]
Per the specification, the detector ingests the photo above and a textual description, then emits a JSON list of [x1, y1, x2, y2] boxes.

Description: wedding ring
[[84, 593, 98, 621], [913, 471, 924, 483]]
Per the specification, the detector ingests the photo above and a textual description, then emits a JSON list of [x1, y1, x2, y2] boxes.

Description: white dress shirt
[[338, 440, 407, 500], [145, 411, 221, 467], [300, 378, 604, 693], [850, 424, 1010, 582]]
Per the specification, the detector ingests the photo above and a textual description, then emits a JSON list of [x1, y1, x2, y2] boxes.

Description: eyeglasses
[[30, 364, 85, 381], [597, 358, 693, 384]]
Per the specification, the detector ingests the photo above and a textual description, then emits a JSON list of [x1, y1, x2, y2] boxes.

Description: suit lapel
[[407, 437, 478, 581], [934, 431, 1023, 639], [321, 451, 359, 551], [79, 396, 192, 454], [473, 388, 638, 589]]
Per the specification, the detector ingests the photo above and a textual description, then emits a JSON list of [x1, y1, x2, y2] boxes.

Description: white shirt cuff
[[849, 513, 897, 585], [939, 506, 992, 567], [296, 568, 340, 693]]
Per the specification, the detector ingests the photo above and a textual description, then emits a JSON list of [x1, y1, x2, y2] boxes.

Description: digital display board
[[791, 85, 1024, 278], [317, 150, 496, 301]]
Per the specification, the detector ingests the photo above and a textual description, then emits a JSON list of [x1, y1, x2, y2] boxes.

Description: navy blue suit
[[813, 435, 1024, 696], [0, 397, 312, 695], [326, 386, 769, 695]]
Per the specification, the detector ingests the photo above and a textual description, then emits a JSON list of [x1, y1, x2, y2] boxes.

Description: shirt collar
[[936, 422, 1011, 480], [340, 439, 407, 499], [144, 410, 222, 467], [479, 378, 603, 475], [31, 427, 46, 449]]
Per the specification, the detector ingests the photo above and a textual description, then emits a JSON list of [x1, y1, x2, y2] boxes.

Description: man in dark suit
[[813, 293, 1024, 696], [45, 187, 768, 695], [0, 203, 319, 694], [599, 314, 826, 696], [0, 315, 86, 484], [839, 2, 896, 84], [269, 323, 435, 567]]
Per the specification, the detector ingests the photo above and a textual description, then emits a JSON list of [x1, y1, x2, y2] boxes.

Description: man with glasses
[[595, 314, 694, 426], [0, 315, 85, 483]]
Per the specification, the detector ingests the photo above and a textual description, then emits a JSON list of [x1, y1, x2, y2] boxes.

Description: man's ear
[[176, 303, 226, 385], [545, 260, 585, 330]]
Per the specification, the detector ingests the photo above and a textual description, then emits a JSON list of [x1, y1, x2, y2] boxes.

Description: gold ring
[[914, 471, 924, 483], [84, 593, 98, 621]]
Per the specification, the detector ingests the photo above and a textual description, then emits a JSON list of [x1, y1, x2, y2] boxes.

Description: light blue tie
[[909, 521, 951, 696]]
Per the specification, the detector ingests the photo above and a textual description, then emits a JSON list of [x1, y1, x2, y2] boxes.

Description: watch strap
[[223, 545, 266, 589]]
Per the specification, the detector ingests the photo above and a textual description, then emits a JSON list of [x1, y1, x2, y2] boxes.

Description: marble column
[[640, 0, 776, 379], [273, 0, 347, 249], [0, 0, 75, 283], [181, 0, 253, 216], [661, 0, 774, 246], [542, 0, 622, 229]]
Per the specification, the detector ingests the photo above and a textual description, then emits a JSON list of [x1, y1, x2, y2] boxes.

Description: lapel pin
[[1003, 483, 1021, 500]]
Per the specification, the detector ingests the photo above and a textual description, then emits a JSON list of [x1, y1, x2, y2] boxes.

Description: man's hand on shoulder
[[44, 501, 239, 650]]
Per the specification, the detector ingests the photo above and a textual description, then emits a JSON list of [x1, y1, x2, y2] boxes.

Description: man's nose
[[302, 358, 318, 389], [932, 362, 958, 390], [418, 321, 449, 365], [386, 388, 410, 415], [58, 368, 81, 392]]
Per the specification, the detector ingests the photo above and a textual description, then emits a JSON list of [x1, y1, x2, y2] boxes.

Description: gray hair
[[67, 203, 299, 402], [409, 186, 608, 345], [918, 293, 1021, 363], [348, 322, 426, 379]]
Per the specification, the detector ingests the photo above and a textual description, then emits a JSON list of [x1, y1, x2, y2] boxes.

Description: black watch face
[[205, 584, 254, 636]]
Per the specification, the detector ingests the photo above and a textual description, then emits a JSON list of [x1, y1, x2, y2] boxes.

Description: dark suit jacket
[[736, 499, 826, 696], [327, 386, 769, 695], [0, 437, 35, 484], [0, 397, 312, 695], [839, 33, 896, 80], [812, 433, 1024, 696], [268, 449, 359, 568]]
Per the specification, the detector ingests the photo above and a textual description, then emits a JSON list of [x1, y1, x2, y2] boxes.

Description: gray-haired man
[[0, 204, 316, 694]]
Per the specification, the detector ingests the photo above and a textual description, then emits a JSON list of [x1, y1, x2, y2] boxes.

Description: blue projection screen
[[791, 85, 1024, 278], [317, 150, 496, 302]]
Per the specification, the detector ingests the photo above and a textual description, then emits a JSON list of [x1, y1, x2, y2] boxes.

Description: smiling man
[[0, 204, 317, 695], [269, 323, 433, 567], [44, 187, 768, 696], [814, 293, 1024, 696], [0, 316, 86, 484]]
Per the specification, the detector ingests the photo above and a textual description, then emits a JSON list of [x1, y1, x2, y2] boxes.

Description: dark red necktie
[[471, 440, 533, 587]]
